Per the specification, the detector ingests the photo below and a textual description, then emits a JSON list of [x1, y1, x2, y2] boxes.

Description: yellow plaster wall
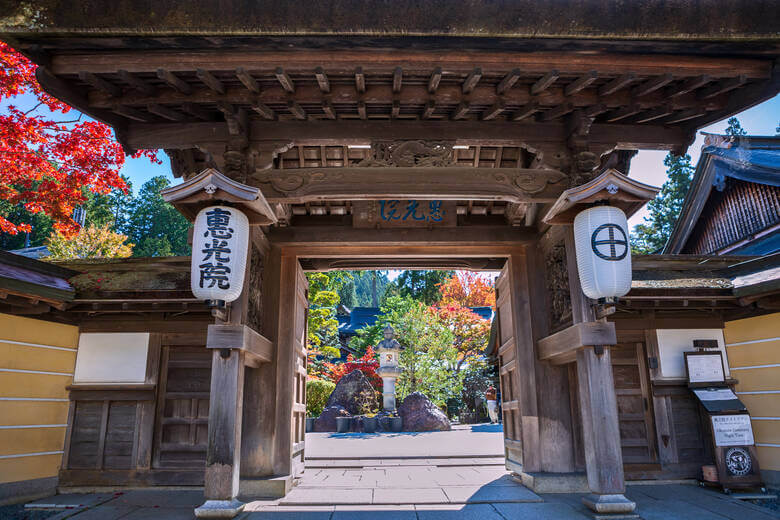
[[0, 314, 78, 486], [725, 312, 780, 475]]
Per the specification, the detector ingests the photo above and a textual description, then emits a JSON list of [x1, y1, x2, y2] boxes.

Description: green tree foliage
[[123, 176, 191, 257], [306, 379, 335, 418], [0, 198, 53, 250], [725, 117, 747, 136], [393, 302, 459, 408], [307, 271, 352, 349], [385, 270, 453, 305], [630, 153, 695, 254], [46, 225, 133, 259], [347, 295, 417, 354]]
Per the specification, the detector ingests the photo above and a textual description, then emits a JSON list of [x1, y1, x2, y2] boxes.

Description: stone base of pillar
[[194, 499, 245, 519], [582, 494, 638, 517], [238, 474, 294, 499], [515, 471, 589, 493]]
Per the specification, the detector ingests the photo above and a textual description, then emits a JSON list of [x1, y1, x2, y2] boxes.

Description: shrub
[[306, 379, 335, 418]]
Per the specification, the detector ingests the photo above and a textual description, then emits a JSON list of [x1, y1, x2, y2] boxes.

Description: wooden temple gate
[[2, 2, 777, 516]]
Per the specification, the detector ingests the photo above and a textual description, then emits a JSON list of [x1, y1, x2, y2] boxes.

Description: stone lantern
[[376, 326, 402, 411]]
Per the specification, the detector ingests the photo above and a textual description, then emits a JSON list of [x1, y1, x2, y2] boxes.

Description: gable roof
[[664, 134, 780, 254]]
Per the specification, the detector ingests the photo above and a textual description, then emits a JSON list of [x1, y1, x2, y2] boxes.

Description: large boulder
[[313, 405, 350, 432], [398, 392, 451, 432], [326, 370, 378, 415]]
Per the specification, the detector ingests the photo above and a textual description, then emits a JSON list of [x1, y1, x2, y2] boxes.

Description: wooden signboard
[[685, 351, 764, 492], [684, 351, 726, 388], [352, 200, 457, 228]]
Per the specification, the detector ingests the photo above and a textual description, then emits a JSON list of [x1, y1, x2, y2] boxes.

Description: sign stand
[[684, 350, 766, 494]]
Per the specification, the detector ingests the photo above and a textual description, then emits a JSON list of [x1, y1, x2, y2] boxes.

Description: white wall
[[74, 333, 150, 384], [656, 329, 729, 379]]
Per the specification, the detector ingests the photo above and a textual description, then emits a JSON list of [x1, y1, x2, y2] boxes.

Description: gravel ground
[[0, 504, 58, 520]]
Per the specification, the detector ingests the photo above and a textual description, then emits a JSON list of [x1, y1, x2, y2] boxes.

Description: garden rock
[[325, 370, 378, 415], [398, 392, 451, 431], [314, 405, 350, 432]]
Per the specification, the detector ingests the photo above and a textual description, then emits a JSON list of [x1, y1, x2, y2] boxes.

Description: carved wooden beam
[[253, 167, 567, 204], [207, 324, 273, 368], [538, 321, 617, 365], [125, 120, 691, 152]]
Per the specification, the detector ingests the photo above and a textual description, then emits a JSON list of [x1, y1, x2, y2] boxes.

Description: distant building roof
[[8, 245, 50, 259], [664, 134, 780, 256], [339, 307, 381, 335], [0, 250, 77, 313]]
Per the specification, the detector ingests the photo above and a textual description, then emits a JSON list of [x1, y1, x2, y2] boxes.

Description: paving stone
[[332, 508, 416, 520], [416, 503, 505, 519], [26, 493, 117, 509], [335, 505, 415, 511], [244, 505, 334, 519], [443, 484, 542, 504], [493, 502, 593, 519], [106, 490, 204, 508], [119, 507, 198, 519], [66, 506, 138, 519], [280, 487, 373, 505], [373, 488, 448, 504]]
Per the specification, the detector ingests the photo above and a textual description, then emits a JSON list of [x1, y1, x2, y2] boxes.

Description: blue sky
[[3, 90, 778, 228]]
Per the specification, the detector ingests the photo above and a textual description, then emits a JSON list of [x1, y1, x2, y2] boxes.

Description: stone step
[[278, 483, 542, 506]]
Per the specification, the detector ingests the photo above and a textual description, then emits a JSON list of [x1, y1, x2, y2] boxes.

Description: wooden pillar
[[564, 229, 637, 516], [195, 248, 252, 519], [525, 244, 577, 474], [240, 245, 284, 495], [203, 348, 245, 497], [506, 251, 541, 473], [238, 248, 304, 498]]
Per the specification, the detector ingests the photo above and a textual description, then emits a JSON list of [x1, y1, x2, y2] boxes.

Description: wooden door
[[290, 261, 309, 476], [611, 342, 657, 464], [495, 266, 523, 471], [152, 345, 211, 468]]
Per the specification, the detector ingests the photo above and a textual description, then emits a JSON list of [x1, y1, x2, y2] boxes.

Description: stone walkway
[[22, 484, 780, 519], [18, 425, 780, 519], [305, 424, 505, 459]]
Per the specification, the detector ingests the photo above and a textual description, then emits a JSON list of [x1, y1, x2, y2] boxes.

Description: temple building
[[0, 1, 778, 517]]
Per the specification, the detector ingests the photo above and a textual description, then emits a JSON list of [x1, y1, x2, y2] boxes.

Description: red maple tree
[[325, 346, 383, 391], [0, 42, 158, 237], [438, 271, 496, 308]]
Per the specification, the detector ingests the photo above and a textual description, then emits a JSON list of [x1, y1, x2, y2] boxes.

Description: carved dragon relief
[[356, 140, 455, 167]]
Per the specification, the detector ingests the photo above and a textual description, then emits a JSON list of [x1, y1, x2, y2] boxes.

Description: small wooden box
[[702, 464, 718, 482]]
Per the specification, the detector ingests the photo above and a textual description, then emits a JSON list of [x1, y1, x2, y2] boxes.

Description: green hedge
[[306, 379, 336, 418]]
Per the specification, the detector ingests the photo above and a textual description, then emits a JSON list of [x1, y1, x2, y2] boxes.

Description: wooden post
[[524, 244, 577, 474], [195, 248, 253, 519], [564, 229, 637, 516]]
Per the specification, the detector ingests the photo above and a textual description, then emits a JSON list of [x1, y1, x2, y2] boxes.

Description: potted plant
[[363, 413, 378, 433], [336, 415, 352, 433], [390, 413, 403, 432], [305, 416, 316, 432]]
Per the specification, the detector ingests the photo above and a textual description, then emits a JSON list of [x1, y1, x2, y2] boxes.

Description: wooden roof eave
[[662, 152, 716, 254], [543, 168, 660, 224], [161, 167, 277, 225]]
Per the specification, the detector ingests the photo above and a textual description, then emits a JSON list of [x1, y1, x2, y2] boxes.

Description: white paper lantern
[[191, 205, 250, 303], [573, 205, 632, 300]]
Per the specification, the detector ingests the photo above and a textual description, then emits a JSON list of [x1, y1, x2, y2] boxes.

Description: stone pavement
[[305, 424, 505, 459], [22, 483, 780, 519], [19, 425, 780, 519]]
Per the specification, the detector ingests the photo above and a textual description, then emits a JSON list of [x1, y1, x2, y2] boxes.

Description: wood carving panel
[[545, 242, 571, 332], [357, 140, 455, 167], [254, 167, 566, 204]]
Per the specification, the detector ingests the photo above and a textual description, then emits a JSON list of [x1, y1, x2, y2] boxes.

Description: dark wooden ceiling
[[35, 49, 775, 133]]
